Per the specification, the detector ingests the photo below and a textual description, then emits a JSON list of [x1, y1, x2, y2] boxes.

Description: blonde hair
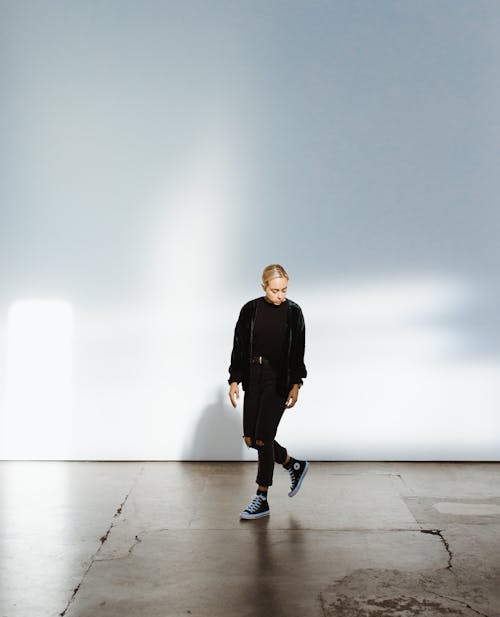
[[261, 264, 289, 289]]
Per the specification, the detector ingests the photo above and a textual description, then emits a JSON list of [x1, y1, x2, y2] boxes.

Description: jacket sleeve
[[290, 306, 307, 386], [228, 307, 245, 385]]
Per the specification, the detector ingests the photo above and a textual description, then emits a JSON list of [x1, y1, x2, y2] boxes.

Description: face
[[262, 277, 288, 305]]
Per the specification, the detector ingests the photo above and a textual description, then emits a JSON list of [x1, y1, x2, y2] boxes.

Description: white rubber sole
[[288, 461, 310, 497], [240, 509, 270, 520]]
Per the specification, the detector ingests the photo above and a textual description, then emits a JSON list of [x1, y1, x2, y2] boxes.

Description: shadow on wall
[[182, 386, 245, 460]]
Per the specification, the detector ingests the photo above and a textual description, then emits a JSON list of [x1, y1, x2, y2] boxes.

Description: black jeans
[[243, 357, 288, 487]]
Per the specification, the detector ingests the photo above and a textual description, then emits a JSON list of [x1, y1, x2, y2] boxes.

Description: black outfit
[[228, 296, 307, 396], [252, 297, 288, 372], [228, 296, 307, 487]]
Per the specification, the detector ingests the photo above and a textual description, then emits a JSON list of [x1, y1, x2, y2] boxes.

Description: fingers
[[229, 387, 239, 408], [286, 388, 299, 408], [286, 396, 296, 408]]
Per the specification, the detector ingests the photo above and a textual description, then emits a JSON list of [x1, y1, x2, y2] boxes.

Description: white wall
[[1, 1, 499, 460]]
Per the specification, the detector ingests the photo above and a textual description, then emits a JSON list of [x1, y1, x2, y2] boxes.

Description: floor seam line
[[426, 590, 491, 617], [59, 464, 144, 616]]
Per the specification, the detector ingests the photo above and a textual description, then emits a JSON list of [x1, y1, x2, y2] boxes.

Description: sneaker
[[286, 459, 310, 497], [240, 494, 270, 520]]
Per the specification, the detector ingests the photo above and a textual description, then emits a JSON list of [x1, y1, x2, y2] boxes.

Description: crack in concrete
[[127, 533, 143, 556], [420, 528, 454, 571], [96, 532, 145, 562], [427, 590, 491, 617], [59, 465, 144, 616]]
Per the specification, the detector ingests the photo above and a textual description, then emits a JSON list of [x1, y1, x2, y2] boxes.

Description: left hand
[[285, 384, 300, 408]]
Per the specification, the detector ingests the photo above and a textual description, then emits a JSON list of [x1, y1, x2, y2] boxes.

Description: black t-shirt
[[252, 297, 288, 371]]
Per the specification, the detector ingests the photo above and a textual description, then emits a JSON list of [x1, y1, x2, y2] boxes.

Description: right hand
[[229, 382, 240, 408]]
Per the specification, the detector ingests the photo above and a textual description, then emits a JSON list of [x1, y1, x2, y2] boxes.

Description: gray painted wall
[[1, 1, 499, 459]]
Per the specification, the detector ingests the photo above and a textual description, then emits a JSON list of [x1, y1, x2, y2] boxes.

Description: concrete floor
[[1, 462, 500, 617]]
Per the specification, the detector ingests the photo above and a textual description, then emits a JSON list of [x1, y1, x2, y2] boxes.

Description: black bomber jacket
[[228, 297, 307, 397]]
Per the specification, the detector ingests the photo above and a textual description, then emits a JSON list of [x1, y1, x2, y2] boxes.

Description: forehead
[[268, 277, 288, 289]]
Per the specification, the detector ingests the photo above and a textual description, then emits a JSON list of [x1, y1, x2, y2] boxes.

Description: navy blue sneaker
[[240, 494, 270, 519], [286, 459, 310, 497]]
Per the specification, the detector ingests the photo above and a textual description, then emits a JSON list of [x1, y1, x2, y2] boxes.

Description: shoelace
[[246, 495, 265, 512], [288, 466, 299, 486]]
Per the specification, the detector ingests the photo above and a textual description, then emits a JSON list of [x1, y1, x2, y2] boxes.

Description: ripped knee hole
[[243, 437, 266, 447]]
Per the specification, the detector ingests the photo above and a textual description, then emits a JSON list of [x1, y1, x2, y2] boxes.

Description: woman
[[228, 264, 309, 520]]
